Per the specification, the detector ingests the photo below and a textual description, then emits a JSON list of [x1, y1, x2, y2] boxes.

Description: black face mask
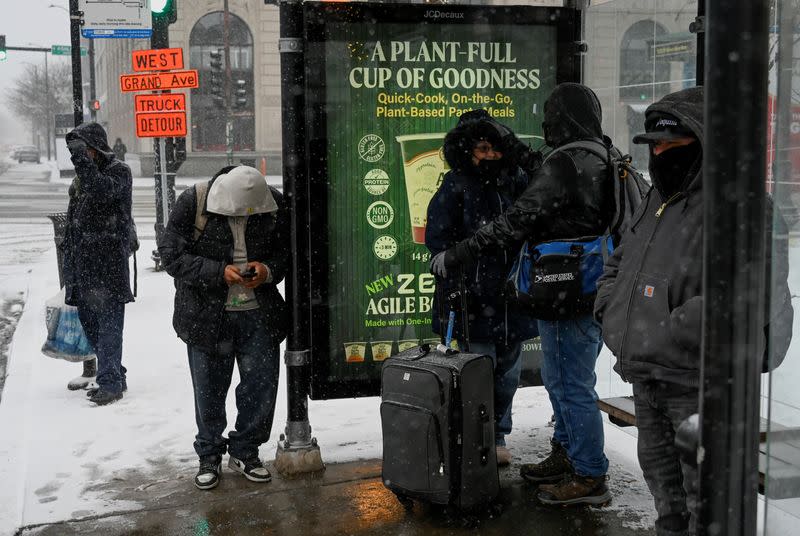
[[648, 141, 701, 198], [542, 121, 553, 147], [476, 159, 505, 177]]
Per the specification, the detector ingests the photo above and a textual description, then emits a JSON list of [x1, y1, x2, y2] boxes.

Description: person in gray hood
[[159, 165, 289, 490], [595, 85, 793, 536]]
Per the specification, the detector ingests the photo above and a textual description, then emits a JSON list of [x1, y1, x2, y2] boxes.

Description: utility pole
[[69, 0, 83, 127], [223, 0, 234, 165], [88, 39, 97, 122], [44, 51, 52, 160]]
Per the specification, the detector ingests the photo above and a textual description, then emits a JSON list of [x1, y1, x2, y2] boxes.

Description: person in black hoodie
[[63, 122, 134, 406], [595, 86, 792, 536], [431, 83, 616, 505], [425, 109, 539, 466]]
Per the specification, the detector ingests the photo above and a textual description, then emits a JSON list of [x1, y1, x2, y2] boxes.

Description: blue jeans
[[470, 341, 522, 446], [76, 295, 126, 394], [187, 309, 280, 460], [538, 314, 608, 477]]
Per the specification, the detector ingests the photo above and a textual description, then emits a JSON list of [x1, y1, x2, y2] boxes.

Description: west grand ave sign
[[120, 70, 199, 92]]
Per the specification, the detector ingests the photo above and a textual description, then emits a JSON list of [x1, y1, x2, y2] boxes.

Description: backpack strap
[[193, 180, 211, 242]]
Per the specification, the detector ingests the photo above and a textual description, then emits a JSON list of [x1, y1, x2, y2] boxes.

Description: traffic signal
[[209, 49, 224, 108], [233, 79, 247, 109], [0, 35, 6, 62], [151, 0, 177, 25]]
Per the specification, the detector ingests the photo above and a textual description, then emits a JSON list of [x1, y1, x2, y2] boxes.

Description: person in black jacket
[[426, 109, 539, 467], [594, 86, 793, 536], [63, 122, 134, 406], [159, 165, 289, 490], [431, 83, 615, 505]]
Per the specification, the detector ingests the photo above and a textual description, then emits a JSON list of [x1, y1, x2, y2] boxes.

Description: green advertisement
[[306, 4, 576, 398]]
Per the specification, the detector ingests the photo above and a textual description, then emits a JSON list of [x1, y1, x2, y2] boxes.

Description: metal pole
[[159, 137, 169, 228], [274, 0, 323, 476], [44, 52, 51, 161], [69, 0, 83, 126], [223, 0, 234, 165], [88, 39, 97, 122], [700, 1, 769, 535], [696, 0, 705, 86]]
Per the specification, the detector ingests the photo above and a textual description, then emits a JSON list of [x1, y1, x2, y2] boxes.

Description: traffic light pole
[[69, 0, 83, 127], [223, 0, 234, 165], [150, 11, 176, 270]]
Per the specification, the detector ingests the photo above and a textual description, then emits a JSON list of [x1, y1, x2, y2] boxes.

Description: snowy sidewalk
[[0, 240, 657, 535]]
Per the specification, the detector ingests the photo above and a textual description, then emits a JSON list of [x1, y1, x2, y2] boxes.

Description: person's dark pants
[[469, 340, 522, 446], [75, 296, 126, 394], [187, 309, 280, 461], [633, 381, 699, 536]]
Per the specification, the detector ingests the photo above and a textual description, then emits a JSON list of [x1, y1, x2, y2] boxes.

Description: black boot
[[520, 440, 574, 484], [67, 359, 97, 391]]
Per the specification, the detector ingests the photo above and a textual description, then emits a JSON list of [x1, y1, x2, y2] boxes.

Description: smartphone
[[240, 267, 257, 279]]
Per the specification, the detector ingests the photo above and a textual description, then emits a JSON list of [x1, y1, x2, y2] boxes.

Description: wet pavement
[[20, 460, 654, 536]]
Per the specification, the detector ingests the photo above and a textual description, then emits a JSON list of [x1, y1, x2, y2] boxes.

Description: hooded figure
[[158, 165, 289, 491], [62, 122, 133, 406], [594, 85, 793, 536], [431, 83, 618, 506], [425, 109, 538, 466]]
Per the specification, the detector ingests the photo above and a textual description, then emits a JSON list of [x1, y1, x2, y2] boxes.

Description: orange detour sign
[[135, 112, 187, 138], [134, 93, 186, 113], [132, 48, 184, 72], [120, 70, 199, 92]]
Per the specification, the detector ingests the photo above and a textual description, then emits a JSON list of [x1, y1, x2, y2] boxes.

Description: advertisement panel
[[304, 3, 580, 399]]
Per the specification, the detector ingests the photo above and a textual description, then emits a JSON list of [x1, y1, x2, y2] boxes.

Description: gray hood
[[206, 165, 278, 216]]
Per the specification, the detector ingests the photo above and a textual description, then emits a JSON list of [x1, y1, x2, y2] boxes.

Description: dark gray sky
[[0, 0, 72, 145]]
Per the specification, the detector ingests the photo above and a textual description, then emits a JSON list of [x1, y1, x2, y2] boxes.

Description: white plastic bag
[[41, 289, 96, 362]]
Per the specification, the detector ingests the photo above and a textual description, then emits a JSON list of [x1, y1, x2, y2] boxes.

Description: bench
[[597, 396, 800, 498]]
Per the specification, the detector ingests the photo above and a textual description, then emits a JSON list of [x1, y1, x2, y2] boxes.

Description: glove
[[67, 138, 88, 155], [503, 136, 543, 173], [429, 241, 474, 278]]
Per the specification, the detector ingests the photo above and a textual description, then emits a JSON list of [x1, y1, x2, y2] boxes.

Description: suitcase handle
[[478, 403, 491, 466]]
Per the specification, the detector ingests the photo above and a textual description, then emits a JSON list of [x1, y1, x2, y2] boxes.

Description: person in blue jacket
[[425, 109, 539, 466]]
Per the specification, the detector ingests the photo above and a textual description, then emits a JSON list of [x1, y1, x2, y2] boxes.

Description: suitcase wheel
[[393, 492, 415, 511]]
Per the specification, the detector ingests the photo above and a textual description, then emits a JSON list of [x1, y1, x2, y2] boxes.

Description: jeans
[[187, 309, 280, 461], [75, 295, 126, 394], [469, 341, 522, 446], [633, 381, 699, 536], [538, 314, 608, 477]]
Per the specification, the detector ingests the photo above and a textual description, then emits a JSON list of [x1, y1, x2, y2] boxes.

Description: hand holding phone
[[240, 267, 257, 279]]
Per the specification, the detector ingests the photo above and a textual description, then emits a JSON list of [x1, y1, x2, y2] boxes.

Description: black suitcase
[[380, 277, 499, 509]]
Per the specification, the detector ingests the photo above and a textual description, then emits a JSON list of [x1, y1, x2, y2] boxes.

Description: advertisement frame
[[303, 2, 582, 400]]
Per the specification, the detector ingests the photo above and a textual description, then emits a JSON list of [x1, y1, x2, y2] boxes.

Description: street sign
[[132, 47, 184, 72], [54, 113, 74, 136], [135, 111, 187, 137], [119, 70, 199, 92], [51, 45, 87, 56], [134, 93, 186, 113], [79, 0, 153, 39]]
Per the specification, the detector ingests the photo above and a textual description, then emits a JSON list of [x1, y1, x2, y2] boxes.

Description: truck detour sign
[[136, 112, 187, 137]]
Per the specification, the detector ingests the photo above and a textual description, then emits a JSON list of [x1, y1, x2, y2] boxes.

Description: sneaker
[[194, 456, 222, 490], [228, 455, 272, 483], [537, 473, 611, 506], [87, 381, 126, 398], [88, 389, 123, 406], [520, 441, 574, 484], [68, 375, 96, 391], [496, 445, 513, 467]]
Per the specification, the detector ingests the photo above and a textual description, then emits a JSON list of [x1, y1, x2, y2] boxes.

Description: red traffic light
[[91, 100, 101, 111]]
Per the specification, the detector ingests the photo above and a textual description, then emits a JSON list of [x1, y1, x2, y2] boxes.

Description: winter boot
[[88, 389, 123, 406], [195, 456, 222, 490], [520, 440, 574, 484], [537, 473, 611, 506], [67, 359, 97, 391], [228, 455, 272, 483]]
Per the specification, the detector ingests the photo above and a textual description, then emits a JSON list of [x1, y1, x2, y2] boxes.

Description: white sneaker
[[496, 445, 513, 467], [228, 456, 272, 482]]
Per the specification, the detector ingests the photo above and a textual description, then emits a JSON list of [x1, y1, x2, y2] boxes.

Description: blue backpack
[[506, 139, 649, 320]]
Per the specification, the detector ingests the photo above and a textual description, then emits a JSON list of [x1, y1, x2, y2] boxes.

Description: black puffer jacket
[[595, 87, 794, 386], [459, 84, 616, 316], [426, 111, 538, 344], [158, 171, 290, 351], [62, 122, 134, 305]]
